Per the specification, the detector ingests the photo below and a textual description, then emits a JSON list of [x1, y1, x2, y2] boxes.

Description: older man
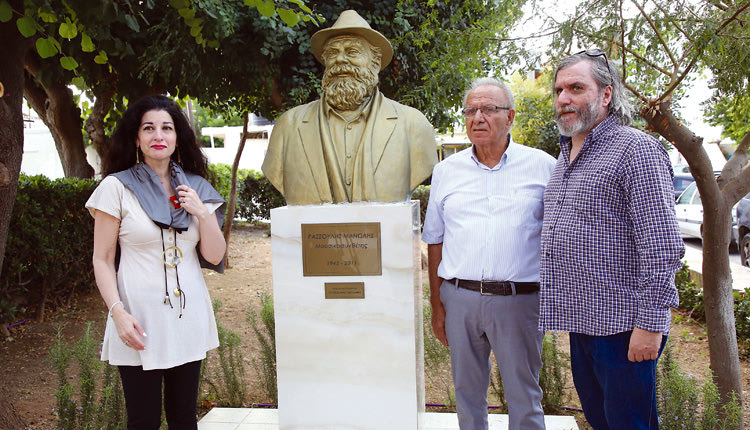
[[422, 78, 555, 430], [540, 50, 684, 429], [261, 10, 438, 205]]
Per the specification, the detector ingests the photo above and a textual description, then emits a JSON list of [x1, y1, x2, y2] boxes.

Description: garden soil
[[1, 224, 749, 429]]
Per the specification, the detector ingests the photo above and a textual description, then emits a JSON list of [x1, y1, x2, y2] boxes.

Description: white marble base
[[270, 202, 424, 430], [198, 408, 581, 430]]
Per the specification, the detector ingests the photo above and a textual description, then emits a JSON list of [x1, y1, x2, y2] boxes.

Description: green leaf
[[207, 40, 220, 49], [94, 50, 108, 64], [256, 0, 275, 18], [169, 0, 188, 8], [36, 37, 58, 58], [38, 12, 58, 23], [178, 8, 195, 19], [288, 0, 312, 14], [244, 0, 259, 7], [0, 1, 12, 22], [277, 8, 300, 27], [16, 16, 37, 37], [190, 24, 202, 37], [80, 33, 95, 52], [60, 56, 79, 71], [58, 20, 77, 39], [124, 14, 140, 32], [71, 76, 85, 90]]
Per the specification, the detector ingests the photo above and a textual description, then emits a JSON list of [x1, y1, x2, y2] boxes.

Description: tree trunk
[[84, 84, 116, 168], [221, 115, 249, 268], [0, 4, 32, 279], [642, 100, 744, 418], [24, 56, 93, 179]]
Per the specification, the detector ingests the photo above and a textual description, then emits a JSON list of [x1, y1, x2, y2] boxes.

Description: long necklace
[[161, 228, 186, 318]]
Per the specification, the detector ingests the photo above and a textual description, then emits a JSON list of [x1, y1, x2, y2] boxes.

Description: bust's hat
[[310, 10, 393, 71]]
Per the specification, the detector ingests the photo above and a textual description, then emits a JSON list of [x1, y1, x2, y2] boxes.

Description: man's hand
[[628, 327, 662, 362], [431, 300, 449, 347]]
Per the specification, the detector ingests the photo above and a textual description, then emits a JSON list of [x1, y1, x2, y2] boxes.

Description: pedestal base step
[[198, 408, 580, 430]]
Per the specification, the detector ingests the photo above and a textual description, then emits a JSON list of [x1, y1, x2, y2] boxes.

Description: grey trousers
[[441, 279, 545, 430]]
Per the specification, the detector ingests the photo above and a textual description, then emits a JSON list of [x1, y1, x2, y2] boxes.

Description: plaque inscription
[[325, 282, 365, 299], [301, 222, 382, 276]]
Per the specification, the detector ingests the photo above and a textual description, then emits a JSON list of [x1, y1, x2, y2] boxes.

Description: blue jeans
[[569, 331, 667, 430]]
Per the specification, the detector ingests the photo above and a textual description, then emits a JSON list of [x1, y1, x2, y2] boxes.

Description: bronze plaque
[[325, 282, 365, 299], [301, 222, 382, 276]]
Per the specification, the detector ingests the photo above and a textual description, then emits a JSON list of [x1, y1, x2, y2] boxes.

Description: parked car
[[673, 173, 695, 200], [734, 193, 750, 266], [675, 181, 739, 249]]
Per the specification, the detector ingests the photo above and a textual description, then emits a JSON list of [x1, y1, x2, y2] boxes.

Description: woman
[[86, 95, 226, 429]]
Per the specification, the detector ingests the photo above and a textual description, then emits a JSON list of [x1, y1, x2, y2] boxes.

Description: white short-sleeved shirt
[[422, 140, 556, 282], [86, 175, 220, 370]]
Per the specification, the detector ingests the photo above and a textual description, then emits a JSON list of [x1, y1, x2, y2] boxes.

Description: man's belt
[[448, 279, 540, 296]]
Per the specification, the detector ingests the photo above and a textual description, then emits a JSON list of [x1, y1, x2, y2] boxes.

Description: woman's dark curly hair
[[103, 94, 207, 177]]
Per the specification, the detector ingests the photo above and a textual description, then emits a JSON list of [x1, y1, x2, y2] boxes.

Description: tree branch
[[575, 28, 673, 76], [654, 55, 697, 103], [630, 0, 678, 68]]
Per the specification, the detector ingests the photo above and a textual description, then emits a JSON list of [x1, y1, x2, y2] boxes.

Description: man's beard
[[322, 62, 379, 111], [555, 92, 604, 137]]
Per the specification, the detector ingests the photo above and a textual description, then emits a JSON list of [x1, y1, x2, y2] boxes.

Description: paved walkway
[[682, 245, 750, 292], [197, 408, 580, 430]]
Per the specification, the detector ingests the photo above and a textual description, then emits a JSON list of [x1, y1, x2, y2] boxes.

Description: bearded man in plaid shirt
[[540, 50, 685, 429]]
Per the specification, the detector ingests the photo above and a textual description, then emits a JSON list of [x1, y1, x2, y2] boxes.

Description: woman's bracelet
[[108, 301, 124, 319]]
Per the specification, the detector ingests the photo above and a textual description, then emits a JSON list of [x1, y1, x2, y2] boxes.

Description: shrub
[[657, 340, 741, 430], [247, 290, 278, 404], [200, 299, 247, 407], [48, 323, 126, 430], [237, 171, 285, 222], [422, 288, 454, 407], [675, 262, 704, 320], [1, 174, 99, 325], [205, 163, 251, 204]]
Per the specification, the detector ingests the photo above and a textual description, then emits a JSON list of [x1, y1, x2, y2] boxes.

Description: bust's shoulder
[[380, 95, 432, 129], [276, 99, 321, 123]]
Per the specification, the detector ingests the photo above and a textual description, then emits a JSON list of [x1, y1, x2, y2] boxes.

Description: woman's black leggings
[[118, 360, 202, 430]]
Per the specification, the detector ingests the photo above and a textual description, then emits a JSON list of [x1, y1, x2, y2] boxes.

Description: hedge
[[0, 175, 99, 325]]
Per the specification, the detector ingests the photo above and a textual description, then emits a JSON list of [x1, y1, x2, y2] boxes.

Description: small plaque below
[[325, 282, 365, 299]]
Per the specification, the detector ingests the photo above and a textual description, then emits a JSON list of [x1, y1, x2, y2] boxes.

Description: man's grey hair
[[554, 53, 633, 126], [462, 77, 515, 110]]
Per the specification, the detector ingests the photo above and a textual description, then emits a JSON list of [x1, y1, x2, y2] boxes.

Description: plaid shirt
[[539, 115, 684, 336]]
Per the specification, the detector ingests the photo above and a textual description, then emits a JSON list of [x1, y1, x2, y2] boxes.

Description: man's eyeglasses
[[576, 49, 615, 80], [462, 105, 510, 117]]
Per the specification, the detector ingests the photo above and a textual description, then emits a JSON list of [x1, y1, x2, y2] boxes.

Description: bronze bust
[[261, 10, 438, 205]]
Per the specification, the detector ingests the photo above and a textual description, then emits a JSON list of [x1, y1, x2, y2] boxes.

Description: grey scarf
[[112, 161, 226, 272]]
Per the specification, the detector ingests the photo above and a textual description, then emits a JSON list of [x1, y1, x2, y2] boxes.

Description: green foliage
[[237, 171, 285, 221], [537, 333, 570, 412], [422, 287, 454, 407], [390, 0, 527, 131], [411, 185, 430, 228], [201, 299, 247, 407], [47, 323, 126, 429], [734, 288, 750, 357], [247, 290, 277, 403], [206, 163, 252, 204], [657, 341, 741, 430], [675, 262, 705, 320], [705, 92, 750, 144], [509, 71, 560, 158], [0, 175, 99, 324]]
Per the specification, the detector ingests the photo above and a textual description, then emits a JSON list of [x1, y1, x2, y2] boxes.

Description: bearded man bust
[[261, 10, 438, 205]]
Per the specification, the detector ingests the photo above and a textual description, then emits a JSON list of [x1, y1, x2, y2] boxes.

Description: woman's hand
[[111, 305, 147, 350], [176, 184, 210, 218]]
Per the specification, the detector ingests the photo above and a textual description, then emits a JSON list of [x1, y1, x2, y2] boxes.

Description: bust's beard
[[322, 63, 379, 111]]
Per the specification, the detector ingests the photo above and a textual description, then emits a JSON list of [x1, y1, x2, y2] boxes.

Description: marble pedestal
[[270, 201, 425, 430]]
